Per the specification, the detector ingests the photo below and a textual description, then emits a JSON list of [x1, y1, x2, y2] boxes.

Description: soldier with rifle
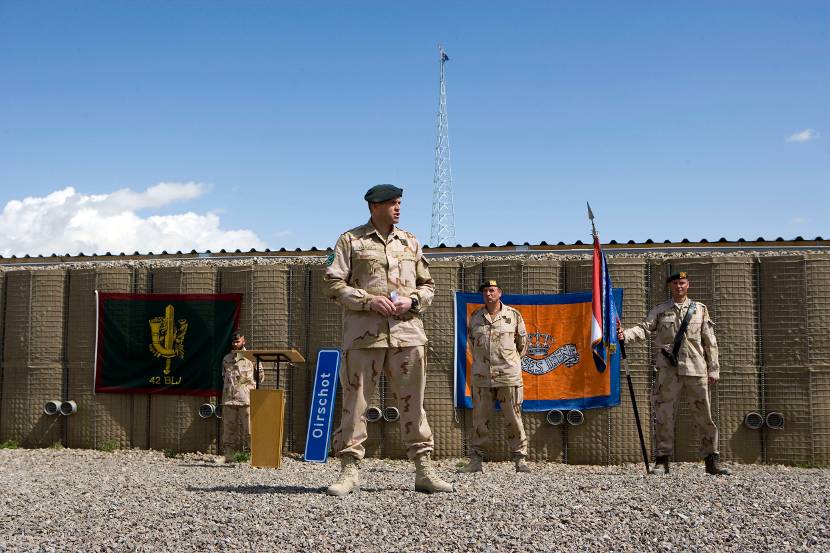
[[617, 271, 731, 476]]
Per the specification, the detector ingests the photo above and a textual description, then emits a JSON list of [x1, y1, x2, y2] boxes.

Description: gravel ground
[[1, 449, 828, 552]]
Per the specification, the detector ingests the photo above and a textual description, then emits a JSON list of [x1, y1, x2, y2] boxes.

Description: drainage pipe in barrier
[[766, 412, 785, 430], [59, 400, 77, 416], [43, 400, 61, 416], [545, 409, 564, 426], [198, 403, 216, 419], [215, 405, 223, 419], [744, 412, 764, 430], [383, 406, 400, 422], [566, 409, 584, 426], [366, 406, 383, 423]]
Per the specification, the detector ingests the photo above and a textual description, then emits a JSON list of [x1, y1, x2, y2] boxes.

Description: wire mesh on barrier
[[0, 250, 828, 463], [148, 267, 219, 455]]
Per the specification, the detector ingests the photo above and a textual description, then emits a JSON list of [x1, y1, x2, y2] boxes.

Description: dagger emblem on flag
[[149, 304, 188, 375]]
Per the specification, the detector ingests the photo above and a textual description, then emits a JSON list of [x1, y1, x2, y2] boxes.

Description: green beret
[[364, 184, 403, 203], [479, 279, 500, 292], [232, 330, 244, 340], [666, 271, 689, 283]]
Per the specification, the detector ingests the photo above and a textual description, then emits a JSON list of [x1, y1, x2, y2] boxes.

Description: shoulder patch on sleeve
[[326, 252, 336, 266]]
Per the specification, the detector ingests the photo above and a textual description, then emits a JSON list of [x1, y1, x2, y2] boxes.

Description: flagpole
[[587, 202, 597, 238], [619, 340, 652, 474], [587, 203, 651, 475]]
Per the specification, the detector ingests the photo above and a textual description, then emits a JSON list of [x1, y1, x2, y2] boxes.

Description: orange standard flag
[[454, 290, 622, 411]]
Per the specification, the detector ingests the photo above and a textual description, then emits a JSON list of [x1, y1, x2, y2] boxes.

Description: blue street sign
[[304, 349, 341, 463]]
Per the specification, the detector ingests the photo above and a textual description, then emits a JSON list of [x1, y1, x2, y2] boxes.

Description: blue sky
[[0, 1, 827, 256]]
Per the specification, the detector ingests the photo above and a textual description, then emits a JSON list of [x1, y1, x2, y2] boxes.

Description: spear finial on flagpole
[[587, 202, 597, 238]]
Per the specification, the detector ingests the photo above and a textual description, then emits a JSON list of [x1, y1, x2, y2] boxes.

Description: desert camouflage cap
[[364, 184, 403, 203]]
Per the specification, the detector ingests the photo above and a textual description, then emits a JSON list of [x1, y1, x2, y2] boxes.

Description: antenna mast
[[430, 45, 456, 247]]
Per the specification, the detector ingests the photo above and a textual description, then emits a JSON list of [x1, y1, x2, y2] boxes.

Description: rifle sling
[[671, 301, 697, 361]]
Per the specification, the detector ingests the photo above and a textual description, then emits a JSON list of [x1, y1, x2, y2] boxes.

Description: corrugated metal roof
[[0, 236, 827, 264]]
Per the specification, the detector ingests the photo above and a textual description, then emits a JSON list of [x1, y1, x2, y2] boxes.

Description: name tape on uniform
[[304, 349, 341, 463]]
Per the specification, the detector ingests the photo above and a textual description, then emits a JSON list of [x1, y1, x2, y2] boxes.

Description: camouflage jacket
[[324, 220, 434, 350], [623, 297, 720, 379], [221, 348, 264, 406], [468, 303, 528, 387]]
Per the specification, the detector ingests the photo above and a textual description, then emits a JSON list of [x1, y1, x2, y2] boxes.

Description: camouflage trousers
[[222, 404, 250, 456], [469, 385, 527, 458], [652, 367, 718, 458], [332, 346, 434, 460]]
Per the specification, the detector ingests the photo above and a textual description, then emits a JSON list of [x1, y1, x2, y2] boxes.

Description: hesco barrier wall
[[1, 248, 829, 466]]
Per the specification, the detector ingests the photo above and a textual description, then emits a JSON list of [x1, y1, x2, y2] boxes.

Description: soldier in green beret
[[363, 183, 404, 203], [323, 184, 454, 495], [617, 271, 731, 476]]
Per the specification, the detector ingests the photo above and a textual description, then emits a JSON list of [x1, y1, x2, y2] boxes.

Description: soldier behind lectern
[[220, 331, 264, 463]]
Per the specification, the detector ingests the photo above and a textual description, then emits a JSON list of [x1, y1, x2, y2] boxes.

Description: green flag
[[95, 293, 241, 396]]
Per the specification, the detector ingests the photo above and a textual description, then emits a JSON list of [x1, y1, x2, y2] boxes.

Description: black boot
[[705, 453, 731, 476], [654, 455, 670, 474]]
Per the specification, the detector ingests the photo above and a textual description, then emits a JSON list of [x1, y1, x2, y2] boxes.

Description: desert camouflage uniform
[[623, 297, 720, 458], [221, 348, 264, 457], [467, 304, 529, 458], [325, 220, 435, 460]]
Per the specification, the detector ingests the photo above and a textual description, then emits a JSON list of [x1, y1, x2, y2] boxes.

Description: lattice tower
[[430, 45, 456, 247]]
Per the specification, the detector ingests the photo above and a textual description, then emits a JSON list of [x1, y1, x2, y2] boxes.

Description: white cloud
[[0, 183, 266, 256], [789, 217, 809, 225], [785, 129, 818, 143]]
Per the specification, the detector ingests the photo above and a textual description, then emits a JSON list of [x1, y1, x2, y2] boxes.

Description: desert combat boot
[[326, 455, 360, 496], [414, 452, 455, 493], [513, 455, 531, 473], [457, 453, 483, 473], [653, 455, 670, 474], [704, 453, 731, 476]]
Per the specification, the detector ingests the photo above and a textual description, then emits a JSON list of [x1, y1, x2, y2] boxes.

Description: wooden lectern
[[244, 349, 305, 468]]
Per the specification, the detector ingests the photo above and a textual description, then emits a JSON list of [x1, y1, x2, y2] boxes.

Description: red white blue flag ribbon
[[591, 233, 620, 373]]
